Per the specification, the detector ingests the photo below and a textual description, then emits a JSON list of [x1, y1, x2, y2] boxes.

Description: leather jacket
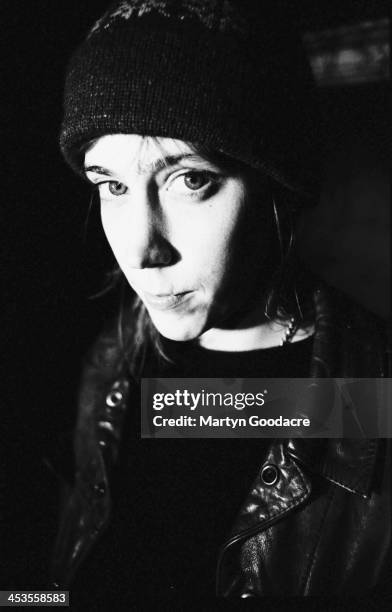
[[51, 284, 391, 597]]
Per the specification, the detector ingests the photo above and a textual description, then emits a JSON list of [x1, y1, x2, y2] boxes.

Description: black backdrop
[[3, 0, 390, 604]]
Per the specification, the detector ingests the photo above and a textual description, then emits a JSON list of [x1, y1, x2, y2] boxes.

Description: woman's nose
[[124, 187, 173, 269]]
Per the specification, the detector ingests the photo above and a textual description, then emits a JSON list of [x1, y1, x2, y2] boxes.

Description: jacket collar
[[299, 283, 383, 497], [287, 438, 380, 498]]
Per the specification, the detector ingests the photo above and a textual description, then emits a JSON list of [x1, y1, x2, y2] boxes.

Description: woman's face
[[84, 134, 272, 342]]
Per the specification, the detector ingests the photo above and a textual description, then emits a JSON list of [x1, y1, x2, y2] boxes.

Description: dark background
[[2, 0, 390, 603]]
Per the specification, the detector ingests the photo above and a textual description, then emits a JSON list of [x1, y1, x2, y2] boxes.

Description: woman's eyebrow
[[84, 154, 204, 177], [145, 154, 201, 173], [84, 165, 114, 176]]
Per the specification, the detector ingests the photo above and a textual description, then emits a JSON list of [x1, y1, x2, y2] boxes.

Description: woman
[[52, 0, 390, 602]]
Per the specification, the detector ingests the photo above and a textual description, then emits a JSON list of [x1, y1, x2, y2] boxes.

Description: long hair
[[81, 136, 316, 380]]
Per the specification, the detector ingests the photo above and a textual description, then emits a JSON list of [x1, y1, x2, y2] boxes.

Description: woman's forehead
[[84, 134, 198, 174]]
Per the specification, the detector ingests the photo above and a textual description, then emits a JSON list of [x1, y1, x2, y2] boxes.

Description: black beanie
[[60, 0, 321, 200]]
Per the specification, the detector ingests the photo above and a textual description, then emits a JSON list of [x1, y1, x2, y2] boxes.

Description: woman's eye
[[183, 172, 209, 191], [168, 171, 218, 197], [109, 181, 127, 196], [97, 181, 128, 198]]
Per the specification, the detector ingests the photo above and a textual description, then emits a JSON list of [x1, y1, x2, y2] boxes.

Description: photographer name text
[[152, 415, 310, 428]]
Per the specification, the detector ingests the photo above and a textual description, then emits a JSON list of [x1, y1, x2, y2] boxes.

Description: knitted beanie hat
[[60, 0, 321, 199]]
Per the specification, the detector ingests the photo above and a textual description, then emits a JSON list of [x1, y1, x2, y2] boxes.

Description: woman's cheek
[[177, 220, 235, 278]]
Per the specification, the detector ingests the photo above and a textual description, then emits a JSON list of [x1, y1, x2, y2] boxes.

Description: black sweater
[[71, 337, 314, 605]]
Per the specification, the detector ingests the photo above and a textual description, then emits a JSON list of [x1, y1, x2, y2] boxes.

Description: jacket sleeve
[[50, 319, 131, 588]]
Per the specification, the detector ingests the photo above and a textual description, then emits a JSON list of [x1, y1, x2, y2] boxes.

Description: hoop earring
[[272, 197, 284, 263], [273, 196, 296, 261], [271, 195, 304, 323], [83, 189, 99, 243]]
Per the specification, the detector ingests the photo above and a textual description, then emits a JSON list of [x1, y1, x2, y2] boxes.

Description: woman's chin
[[148, 313, 207, 343]]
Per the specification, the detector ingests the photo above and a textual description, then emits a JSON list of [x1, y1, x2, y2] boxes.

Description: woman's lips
[[141, 290, 193, 311]]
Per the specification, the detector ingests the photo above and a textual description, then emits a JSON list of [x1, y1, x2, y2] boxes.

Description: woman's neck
[[198, 314, 314, 352]]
